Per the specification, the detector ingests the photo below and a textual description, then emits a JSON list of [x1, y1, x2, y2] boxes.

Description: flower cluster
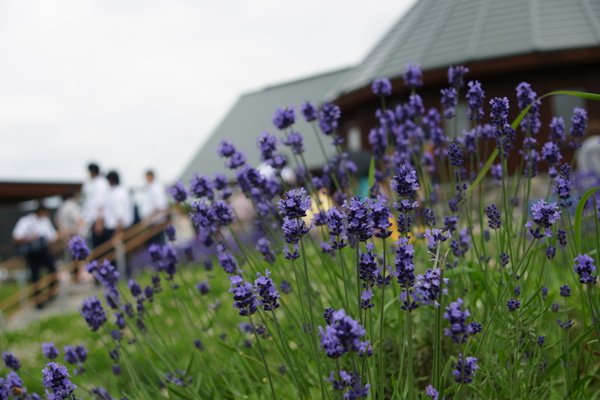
[[319, 309, 369, 358]]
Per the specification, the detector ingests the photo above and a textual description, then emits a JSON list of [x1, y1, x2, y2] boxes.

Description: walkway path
[[1, 270, 100, 331]]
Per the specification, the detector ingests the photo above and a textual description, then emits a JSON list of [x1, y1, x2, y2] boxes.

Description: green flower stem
[[378, 237, 387, 400], [249, 314, 277, 400]]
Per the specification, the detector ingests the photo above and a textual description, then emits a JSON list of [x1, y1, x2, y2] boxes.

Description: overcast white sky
[[0, 0, 416, 188]]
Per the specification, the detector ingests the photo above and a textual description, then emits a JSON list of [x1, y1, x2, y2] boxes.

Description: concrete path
[[1, 270, 100, 331]]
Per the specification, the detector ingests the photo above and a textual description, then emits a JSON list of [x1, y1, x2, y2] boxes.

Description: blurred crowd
[[10, 163, 170, 307]]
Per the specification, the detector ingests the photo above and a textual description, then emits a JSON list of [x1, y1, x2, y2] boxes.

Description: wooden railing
[[0, 219, 169, 317]]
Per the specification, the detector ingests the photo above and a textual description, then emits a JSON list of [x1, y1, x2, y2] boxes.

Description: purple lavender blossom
[[225, 151, 246, 169], [128, 279, 142, 298], [360, 288, 374, 309], [550, 117, 566, 144], [371, 196, 392, 238], [318, 102, 341, 135], [81, 296, 107, 331], [546, 246, 556, 259], [257, 132, 278, 161], [391, 163, 419, 198], [423, 208, 436, 227], [2, 352, 20, 371], [254, 270, 280, 311], [212, 201, 234, 226], [196, 280, 210, 295], [319, 308, 367, 358], [541, 141, 562, 165], [326, 207, 348, 249], [189, 174, 214, 200], [42, 343, 59, 360], [485, 204, 501, 230], [395, 237, 415, 289], [574, 254, 597, 285], [229, 275, 258, 317], [453, 355, 478, 384], [466, 81, 485, 121], [441, 87, 458, 119], [272, 107, 295, 130], [62, 346, 77, 365], [216, 244, 238, 274], [283, 131, 304, 155], [490, 97, 509, 126], [4, 372, 24, 395], [559, 284, 571, 297], [86, 259, 120, 291], [42, 362, 76, 400], [301, 101, 318, 122], [403, 64, 423, 88], [164, 224, 176, 242], [516, 82, 541, 134], [189, 200, 215, 230], [343, 197, 374, 243], [372, 77, 392, 97], [68, 236, 90, 261], [217, 140, 236, 157], [414, 268, 447, 306], [425, 384, 439, 400], [424, 228, 450, 250], [525, 200, 561, 239], [168, 181, 188, 203], [282, 218, 309, 245], [570, 107, 587, 137], [448, 141, 463, 166], [358, 242, 379, 288], [507, 298, 521, 312], [256, 237, 275, 264], [444, 298, 476, 343], [448, 65, 469, 88], [451, 228, 470, 258], [278, 188, 311, 219], [329, 370, 370, 399]]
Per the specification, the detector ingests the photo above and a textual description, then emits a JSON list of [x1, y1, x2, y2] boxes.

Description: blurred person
[[12, 204, 59, 308], [105, 171, 134, 240], [143, 169, 169, 224], [55, 192, 86, 238], [82, 162, 110, 249], [55, 192, 87, 281], [143, 169, 169, 244], [106, 171, 134, 278]]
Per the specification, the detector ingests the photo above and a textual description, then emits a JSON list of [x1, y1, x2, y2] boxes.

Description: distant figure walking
[[106, 171, 134, 278], [105, 171, 134, 241], [142, 169, 169, 244], [55, 192, 87, 281], [82, 163, 110, 250], [12, 204, 59, 308]]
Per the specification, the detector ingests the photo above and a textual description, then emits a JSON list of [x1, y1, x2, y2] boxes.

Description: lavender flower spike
[[229, 275, 258, 316], [42, 362, 76, 400], [68, 236, 90, 261]]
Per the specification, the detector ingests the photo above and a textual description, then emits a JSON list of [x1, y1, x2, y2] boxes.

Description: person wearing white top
[[82, 163, 110, 248], [105, 171, 134, 236], [12, 204, 59, 306], [143, 169, 169, 244], [143, 170, 169, 222]]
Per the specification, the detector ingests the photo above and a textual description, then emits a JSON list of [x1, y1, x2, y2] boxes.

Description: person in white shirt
[[82, 163, 110, 249], [143, 169, 169, 244], [143, 169, 168, 224], [105, 171, 134, 240], [12, 204, 59, 307], [55, 193, 86, 238]]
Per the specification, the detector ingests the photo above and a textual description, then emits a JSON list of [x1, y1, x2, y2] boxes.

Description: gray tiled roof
[[180, 68, 349, 183], [332, 0, 600, 97]]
